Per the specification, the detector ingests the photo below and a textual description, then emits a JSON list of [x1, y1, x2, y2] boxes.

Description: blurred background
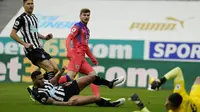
[[0, 0, 200, 112]]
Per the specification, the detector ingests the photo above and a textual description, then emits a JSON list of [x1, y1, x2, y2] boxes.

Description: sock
[[58, 74, 71, 84], [133, 97, 145, 110], [141, 107, 151, 112], [43, 72, 55, 80], [90, 84, 100, 96], [164, 67, 182, 80], [92, 76, 111, 87]]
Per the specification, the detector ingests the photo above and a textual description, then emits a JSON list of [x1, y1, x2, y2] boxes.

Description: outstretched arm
[[162, 67, 184, 81], [49, 66, 66, 85], [150, 67, 186, 93]]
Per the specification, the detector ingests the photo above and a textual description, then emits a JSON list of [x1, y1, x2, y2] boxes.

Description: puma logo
[[166, 17, 184, 28], [129, 17, 186, 31]]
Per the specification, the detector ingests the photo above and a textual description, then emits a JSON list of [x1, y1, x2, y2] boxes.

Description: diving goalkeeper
[[130, 67, 200, 112]]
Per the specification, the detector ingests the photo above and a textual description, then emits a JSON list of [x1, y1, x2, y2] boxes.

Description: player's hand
[[92, 59, 98, 65], [60, 66, 67, 73], [149, 78, 161, 90], [129, 93, 140, 102], [24, 43, 33, 49], [45, 33, 53, 40], [56, 66, 67, 77]]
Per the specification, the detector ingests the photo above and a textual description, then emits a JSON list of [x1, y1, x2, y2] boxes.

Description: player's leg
[[62, 75, 96, 102], [63, 75, 125, 106], [40, 49, 59, 79], [42, 49, 59, 74], [34, 48, 58, 79], [80, 63, 125, 89], [189, 76, 200, 98], [37, 60, 57, 79], [48, 58, 72, 84], [79, 60, 99, 96], [58, 55, 80, 84], [67, 95, 100, 106], [76, 72, 124, 91], [65, 54, 82, 80], [58, 55, 82, 84], [48, 58, 59, 74], [68, 95, 125, 107], [75, 75, 96, 91]]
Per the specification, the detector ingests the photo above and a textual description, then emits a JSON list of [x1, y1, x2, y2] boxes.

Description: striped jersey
[[31, 80, 66, 104], [12, 12, 41, 49]]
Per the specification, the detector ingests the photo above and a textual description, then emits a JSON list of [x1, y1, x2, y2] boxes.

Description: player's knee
[[88, 75, 96, 82], [88, 96, 101, 103], [88, 71, 96, 76], [194, 77, 200, 84], [90, 96, 101, 102], [83, 74, 95, 83]]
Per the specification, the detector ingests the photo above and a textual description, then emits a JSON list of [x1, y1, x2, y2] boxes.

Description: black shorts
[[25, 48, 52, 66], [63, 80, 80, 101]]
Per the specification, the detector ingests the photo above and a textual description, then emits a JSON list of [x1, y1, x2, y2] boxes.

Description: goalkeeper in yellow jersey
[[150, 67, 200, 112], [130, 67, 200, 112]]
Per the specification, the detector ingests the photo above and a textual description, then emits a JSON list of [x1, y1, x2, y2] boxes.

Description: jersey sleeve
[[13, 16, 24, 31], [69, 25, 80, 37], [173, 72, 188, 96], [34, 92, 49, 104]]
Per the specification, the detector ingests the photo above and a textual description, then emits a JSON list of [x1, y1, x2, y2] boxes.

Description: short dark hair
[[80, 8, 90, 15], [31, 70, 42, 80], [23, 0, 33, 5], [23, 0, 27, 4], [168, 93, 182, 107]]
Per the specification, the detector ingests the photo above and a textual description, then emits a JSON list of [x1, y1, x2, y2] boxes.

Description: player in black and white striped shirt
[[10, 0, 58, 79], [30, 67, 125, 106]]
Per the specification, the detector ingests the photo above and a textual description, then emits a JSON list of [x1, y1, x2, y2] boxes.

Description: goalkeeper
[[131, 67, 200, 112]]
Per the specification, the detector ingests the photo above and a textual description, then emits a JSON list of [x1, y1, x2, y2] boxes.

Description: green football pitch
[[0, 83, 171, 112]]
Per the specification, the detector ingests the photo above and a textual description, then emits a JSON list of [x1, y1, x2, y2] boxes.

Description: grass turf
[[0, 83, 171, 112]]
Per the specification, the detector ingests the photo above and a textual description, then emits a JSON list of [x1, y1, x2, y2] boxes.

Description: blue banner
[[149, 41, 200, 60]]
